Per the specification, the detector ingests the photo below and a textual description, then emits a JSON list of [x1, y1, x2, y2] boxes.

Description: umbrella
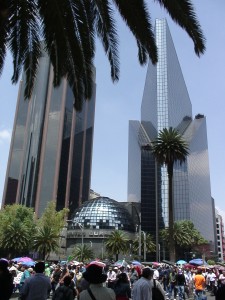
[[11, 257, 22, 262], [18, 257, 34, 263], [189, 258, 208, 266], [88, 261, 106, 267], [114, 260, 128, 267], [131, 260, 142, 266], [23, 261, 36, 267], [177, 260, 187, 265]]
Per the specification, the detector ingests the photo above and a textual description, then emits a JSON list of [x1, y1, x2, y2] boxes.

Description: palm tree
[[32, 226, 59, 260], [105, 230, 129, 261], [0, 219, 31, 258], [160, 220, 207, 259], [0, 1, 205, 110], [71, 244, 94, 262], [133, 232, 156, 257], [151, 127, 189, 262]]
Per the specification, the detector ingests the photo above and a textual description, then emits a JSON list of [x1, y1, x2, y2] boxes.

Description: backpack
[[152, 279, 164, 300]]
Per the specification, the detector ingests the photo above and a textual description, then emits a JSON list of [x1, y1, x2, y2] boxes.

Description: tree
[[36, 201, 68, 235], [133, 232, 156, 257], [0, 0, 205, 110], [32, 225, 59, 260], [151, 127, 189, 262], [0, 204, 35, 257], [71, 244, 94, 262], [105, 230, 129, 261], [160, 220, 206, 260], [0, 219, 31, 258]]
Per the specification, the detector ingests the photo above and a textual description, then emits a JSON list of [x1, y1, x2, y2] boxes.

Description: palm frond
[[8, 1, 40, 86], [0, 1, 10, 75], [155, 0, 205, 56], [93, 0, 119, 81], [113, 0, 157, 64]]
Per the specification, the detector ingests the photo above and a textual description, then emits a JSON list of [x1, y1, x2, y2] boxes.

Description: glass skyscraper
[[2, 49, 96, 217], [128, 19, 215, 253]]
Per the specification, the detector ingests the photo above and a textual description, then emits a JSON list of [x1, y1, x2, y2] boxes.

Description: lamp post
[[142, 231, 147, 261]]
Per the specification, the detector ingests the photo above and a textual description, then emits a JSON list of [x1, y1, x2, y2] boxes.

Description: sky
[[0, 1, 225, 220]]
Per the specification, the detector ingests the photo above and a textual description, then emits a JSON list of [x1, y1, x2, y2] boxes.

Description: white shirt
[[107, 270, 117, 281]]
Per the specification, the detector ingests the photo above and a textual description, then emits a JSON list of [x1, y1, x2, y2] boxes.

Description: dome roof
[[69, 197, 135, 232]]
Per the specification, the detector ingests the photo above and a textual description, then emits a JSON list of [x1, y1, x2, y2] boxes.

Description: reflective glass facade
[[69, 197, 135, 232], [2, 49, 96, 217], [128, 19, 215, 251]]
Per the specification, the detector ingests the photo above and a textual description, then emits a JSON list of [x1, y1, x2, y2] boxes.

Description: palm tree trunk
[[168, 164, 176, 262]]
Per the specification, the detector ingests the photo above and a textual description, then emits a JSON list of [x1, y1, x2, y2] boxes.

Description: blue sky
[[1, 1, 225, 219]]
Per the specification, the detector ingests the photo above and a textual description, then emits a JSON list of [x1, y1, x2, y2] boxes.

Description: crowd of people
[[1, 257, 225, 299]]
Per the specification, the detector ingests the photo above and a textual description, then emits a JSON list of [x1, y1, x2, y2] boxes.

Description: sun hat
[[83, 264, 107, 284]]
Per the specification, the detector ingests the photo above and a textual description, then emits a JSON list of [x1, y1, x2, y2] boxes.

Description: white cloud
[[0, 129, 11, 143]]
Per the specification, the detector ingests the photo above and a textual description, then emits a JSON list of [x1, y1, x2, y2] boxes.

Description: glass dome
[[69, 197, 135, 232]]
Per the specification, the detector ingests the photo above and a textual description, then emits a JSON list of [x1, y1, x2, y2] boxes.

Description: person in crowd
[[53, 275, 74, 300], [176, 269, 186, 300], [169, 269, 177, 300], [215, 269, 225, 300], [79, 263, 116, 300], [184, 268, 193, 298], [129, 266, 139, 287], [51, 265, 62, 293], [19, 261, 51, 300], [20, 265, 31, 290], [132, 267, 154, 300], [161, 266, 170, 293], [107, 266, 117, 289], [0, 259, 14, 300], [206, 268, 217, 295], [114, 272, 131, 300], [194, 269, 206, 300]]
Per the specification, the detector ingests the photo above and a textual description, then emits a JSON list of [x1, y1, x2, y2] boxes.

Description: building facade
[[215, 209, 225, 262], [128, 19, 215, 259], [2, 50, 96, 217]]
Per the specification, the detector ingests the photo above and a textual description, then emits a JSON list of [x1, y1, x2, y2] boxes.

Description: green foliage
[[71, 244, 94, 262], [105, 231, 129, 260], [133, 232, 156, 255], [0, 204, 35, 257], [207, 260, 215, 265], [151, 127, 189, 167], [0, 1, 205, 110], [32, 225, 59, 260], [160, 220, 207, 257], [37, 201, 68, 235]]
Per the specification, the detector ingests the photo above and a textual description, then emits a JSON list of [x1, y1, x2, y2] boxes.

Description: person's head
[[108, 267, 112, 272], [34, 262, 45, 273], [0, 259, 8, 272], [142, 267, 154, 280], [197, 269, 202, 275], [63, 275, 72, 287], [83, 264, 107, 284]]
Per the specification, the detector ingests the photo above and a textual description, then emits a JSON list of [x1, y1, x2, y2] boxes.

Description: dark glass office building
[[128, 19, 215, 255], [2, 49, 96, 217]]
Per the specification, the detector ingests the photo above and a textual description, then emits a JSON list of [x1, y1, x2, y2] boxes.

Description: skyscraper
[[128, 19, 215, 256], [2, 49, 96, 217]]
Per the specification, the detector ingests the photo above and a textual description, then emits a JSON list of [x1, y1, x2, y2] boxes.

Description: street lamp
[[67, 220, 84, 260]]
